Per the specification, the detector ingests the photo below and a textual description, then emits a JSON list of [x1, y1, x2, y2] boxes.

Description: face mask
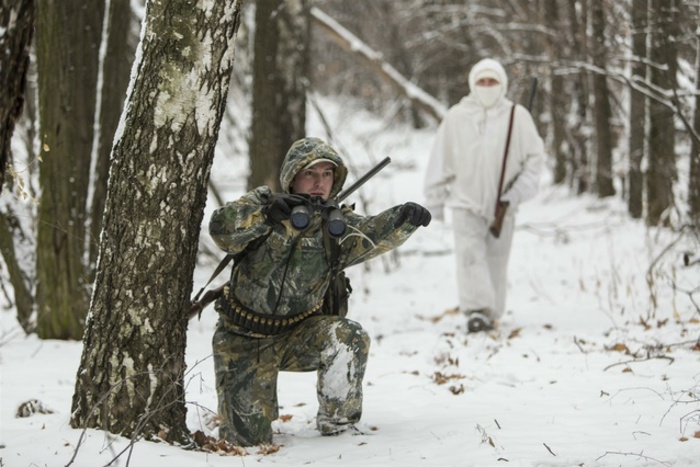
[[474, 84, 503, 109]]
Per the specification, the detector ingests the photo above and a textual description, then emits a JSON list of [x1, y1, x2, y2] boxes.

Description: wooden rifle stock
[[189, 283, 225, 320]]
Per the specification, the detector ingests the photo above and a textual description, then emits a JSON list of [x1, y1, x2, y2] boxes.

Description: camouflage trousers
[[212, 314, 371, 446]]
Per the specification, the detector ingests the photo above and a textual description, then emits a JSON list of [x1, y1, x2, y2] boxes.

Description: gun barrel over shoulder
[[336, 156, 391, 203]]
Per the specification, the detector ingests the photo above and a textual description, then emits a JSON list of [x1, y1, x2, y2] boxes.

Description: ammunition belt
[[221, 285, 323, 335]]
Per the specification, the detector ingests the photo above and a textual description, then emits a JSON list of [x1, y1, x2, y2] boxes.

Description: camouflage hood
[[279, 137, 348, 199]]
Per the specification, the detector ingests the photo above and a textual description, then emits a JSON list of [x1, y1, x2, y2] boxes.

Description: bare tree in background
[[0, 0, 35, 194], [34, 0, 104, 339], [248, 0, 310, 192], [646, 0, 679, 226], [590, 0, 615, 198], [0, 0, 35, 331], [628, 0, 648, 219], [70, 0, 244, 443], [544, 0, 567, 185]]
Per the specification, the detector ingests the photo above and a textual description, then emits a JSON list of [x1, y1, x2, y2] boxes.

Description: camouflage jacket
[[209, 138, 419, 335]]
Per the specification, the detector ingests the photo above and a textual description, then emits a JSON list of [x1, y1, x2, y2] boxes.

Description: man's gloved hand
[[395, 202, 432, 228], [266, 194, 308, 224]]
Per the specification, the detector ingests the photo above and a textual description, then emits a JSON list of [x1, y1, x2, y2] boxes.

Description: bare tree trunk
[[0, 0, 36, 331], [70, 0, 243, 443], [590, 0, 615, 198], [0, 210, 34, 332], [249, 0, 310, 192], [566, 0, 590, 194], [0, 0, 35, 193], [545, 0, 567, 185], [690, 28, 700, 225], [88, 0, 137, 275], [35, 0, 104, 339], [628, 0, 647, 219], [646, 0, 678, 226]]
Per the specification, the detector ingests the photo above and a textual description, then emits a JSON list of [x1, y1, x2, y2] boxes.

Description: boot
[[466, 310, 494, 333]]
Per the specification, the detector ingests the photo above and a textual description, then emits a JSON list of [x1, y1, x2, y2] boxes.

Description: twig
[[596, 450, 671, 466], [543, 443, 556, 456], [603, 355, 674, 372]]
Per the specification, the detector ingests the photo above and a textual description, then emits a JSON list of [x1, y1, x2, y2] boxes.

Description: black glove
[[395, 202, 432, 228], [266, 194, 308, 224]]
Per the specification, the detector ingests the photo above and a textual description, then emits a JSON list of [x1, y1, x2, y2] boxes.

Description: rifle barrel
[[336, 156, 391, 203]]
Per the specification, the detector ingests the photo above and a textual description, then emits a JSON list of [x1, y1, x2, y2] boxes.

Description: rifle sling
[[494, 104, 516, 216]]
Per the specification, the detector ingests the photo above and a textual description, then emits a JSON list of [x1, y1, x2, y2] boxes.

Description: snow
[[2, 98, 700, 467]]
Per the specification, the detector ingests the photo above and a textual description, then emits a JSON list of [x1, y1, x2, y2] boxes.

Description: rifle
[[489, 77, 538, 238], [188, 156, 392, 320]]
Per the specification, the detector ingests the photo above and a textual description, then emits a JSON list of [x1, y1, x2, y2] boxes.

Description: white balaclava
[[468, 59, 508, 109]]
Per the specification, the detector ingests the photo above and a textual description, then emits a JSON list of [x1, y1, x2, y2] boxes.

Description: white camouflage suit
[[423, 58, 545, 323]]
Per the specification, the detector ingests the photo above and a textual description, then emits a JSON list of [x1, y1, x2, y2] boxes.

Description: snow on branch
[[311, 7, 447, 123]]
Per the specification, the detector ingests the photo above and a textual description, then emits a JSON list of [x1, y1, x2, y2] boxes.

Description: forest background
[[1, 0, 699, 454]]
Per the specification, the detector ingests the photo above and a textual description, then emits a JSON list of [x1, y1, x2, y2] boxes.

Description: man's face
[[476, 77, 500, 87], [289, 161, 335, 200]]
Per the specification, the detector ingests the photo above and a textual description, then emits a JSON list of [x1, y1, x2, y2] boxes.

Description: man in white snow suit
[[423, 58, 545, 333], [210, 137, 431, 446]]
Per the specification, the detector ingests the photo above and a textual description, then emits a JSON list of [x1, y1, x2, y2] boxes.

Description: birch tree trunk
[[88, 0, 137, 275], [249, 0, 310, 192], [70, 0, 243, 443]]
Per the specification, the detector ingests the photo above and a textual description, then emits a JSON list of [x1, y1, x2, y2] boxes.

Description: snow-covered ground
[[2, 99, 699, 467]]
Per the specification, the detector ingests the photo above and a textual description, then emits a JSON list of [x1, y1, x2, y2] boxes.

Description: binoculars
[[290, 198, 346, 237]]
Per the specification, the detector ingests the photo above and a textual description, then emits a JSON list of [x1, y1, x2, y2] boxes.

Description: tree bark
[[70, 0, 243, 443], [566, 0, 590, 194], [690, 28, 700, 225], [646, 0, 678, 226], [628, 0, 647, 219], [0, 0, 35, 193], [35, 0, 104, 339], [249, 0, 310, 192], [88, 0, 137, 276], [590, 0, 615, 198], [545, 0, 567, 185]]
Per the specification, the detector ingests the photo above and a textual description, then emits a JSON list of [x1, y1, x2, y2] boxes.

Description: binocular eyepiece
[[290, 199, 346, 237]]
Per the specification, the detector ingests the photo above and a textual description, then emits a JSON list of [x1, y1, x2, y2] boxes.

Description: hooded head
[[279, 137, 348, 199], [468, 58, 508, 109]]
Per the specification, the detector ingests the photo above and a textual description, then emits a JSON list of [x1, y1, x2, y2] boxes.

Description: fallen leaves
[[608, 343, 630, 354], [432, 371, 465, 385], [191, 430, 248, 456]]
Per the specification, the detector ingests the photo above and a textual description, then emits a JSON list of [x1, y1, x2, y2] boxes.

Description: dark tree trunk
[[249, 0, 310, 192], [0, 0, 35, 193], [646, 0, 678, 226], [566, 0, 590, 194], [70, 0, 244, 443], [628, 0, 647, 219], [690, 24, 700, 225], [590, 0, 615, 198], [0, 0, 36, 331], [545, 0, 567, 185], [35, 0, 104, 339]]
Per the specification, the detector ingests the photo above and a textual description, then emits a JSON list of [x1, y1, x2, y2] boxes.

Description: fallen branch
[[603, 355, 674, 372]]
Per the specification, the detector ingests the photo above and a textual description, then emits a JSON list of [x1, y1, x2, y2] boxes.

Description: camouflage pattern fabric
[[213, 315, 370, 445], [209, 137, 421, 446]]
